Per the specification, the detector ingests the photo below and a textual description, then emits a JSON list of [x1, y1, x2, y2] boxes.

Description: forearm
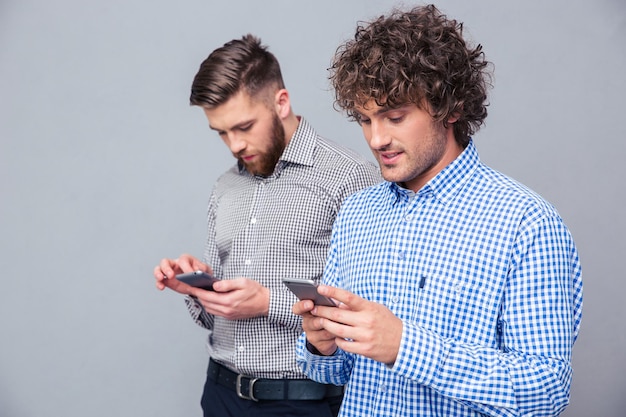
[[394, 322, 573, 417]]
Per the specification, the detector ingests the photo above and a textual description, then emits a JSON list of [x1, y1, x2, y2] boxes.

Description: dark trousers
[[201, 377, 342, 417]]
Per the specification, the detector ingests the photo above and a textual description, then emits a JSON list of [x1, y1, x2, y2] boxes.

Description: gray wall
[[1, 0, 624, 415]]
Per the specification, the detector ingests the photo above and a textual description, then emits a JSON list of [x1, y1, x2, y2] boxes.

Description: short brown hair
[[330, 4, 492, 147], [190, 34, 285, 108]]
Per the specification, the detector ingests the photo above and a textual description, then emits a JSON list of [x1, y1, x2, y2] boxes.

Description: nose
[[225, 132, 246, 155], [366, 120, 389, 150]]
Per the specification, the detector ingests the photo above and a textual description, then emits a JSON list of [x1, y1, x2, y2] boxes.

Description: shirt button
[[379, 384, 387, 392], [392, 296, 400, 304], [398, 251, 405, 260], [250, 217, 257, 224], [405, 214, 413, 221], [238, 346, 245, 352], [244, 259, 252, 266]]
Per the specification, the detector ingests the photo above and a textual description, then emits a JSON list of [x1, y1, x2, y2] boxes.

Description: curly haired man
[[293, 5, 583, 417]]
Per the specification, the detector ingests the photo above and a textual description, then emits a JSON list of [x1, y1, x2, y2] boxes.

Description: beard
[[239, 113, 287, 177], [378, 122, 451, 191]]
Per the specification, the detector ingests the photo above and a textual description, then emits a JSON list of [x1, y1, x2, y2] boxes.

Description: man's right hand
[[153, 254, 213, 295], [292, 299, 339, 356]]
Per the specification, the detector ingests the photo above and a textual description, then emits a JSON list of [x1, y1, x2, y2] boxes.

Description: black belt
[[208, 358, 343, 402]]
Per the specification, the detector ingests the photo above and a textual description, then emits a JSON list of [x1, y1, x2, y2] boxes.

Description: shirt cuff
[[392, 321, 446, 386], [184, 295, 213, 329], [268, 288, 303, 330]]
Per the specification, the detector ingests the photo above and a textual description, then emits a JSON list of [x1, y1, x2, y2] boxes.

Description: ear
[[447, 112, 461, 124], [274, 88, 291, 119]]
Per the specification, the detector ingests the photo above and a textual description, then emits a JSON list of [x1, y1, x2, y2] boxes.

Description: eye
[[237, 122, 253, 132], [388, 115, 405, 124]]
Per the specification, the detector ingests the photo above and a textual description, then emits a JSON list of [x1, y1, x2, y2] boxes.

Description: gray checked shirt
[[185, 117, 381, 379]]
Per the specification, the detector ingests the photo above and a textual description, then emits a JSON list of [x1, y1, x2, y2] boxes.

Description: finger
[[292, 300, 314, 316], [190, 259, 213, 275], [334, 336, 360, 355], [306, 327, 336, 344], [177, 254, 198, 271], [158, 258, 180, 279], [317, 285, 363, 309], [153, 265, 166, 280], [302, 316, 337, 340], [154, 268, 167, 290], [311, 304, 359, 329], [177, 259, 191, 271], [186, 286, 203, 299], [154, 262, 175, 291], [211, 277, 241, 293], [318, 315, 353, 340]]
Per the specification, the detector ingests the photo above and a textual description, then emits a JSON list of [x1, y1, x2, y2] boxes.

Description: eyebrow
[[373, 107, 394, 116], [377, 104, 415, 115], [357, 104, 410, 118]]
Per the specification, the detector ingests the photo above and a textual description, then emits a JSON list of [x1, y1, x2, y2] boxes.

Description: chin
[[379, 167, 401, 182]]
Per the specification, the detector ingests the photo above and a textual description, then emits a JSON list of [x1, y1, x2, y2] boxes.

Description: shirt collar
[[387, 139, 480, 205], [279, 117, 316, 167]]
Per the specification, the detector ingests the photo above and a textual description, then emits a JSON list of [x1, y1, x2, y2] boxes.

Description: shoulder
[[212, 164, 248, 194], [472, 163, 563, 223], [339, 181, 389, 212], [314, 136, 377, 170]]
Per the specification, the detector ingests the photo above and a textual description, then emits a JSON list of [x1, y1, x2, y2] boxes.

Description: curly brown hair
[[330, 4, 492, 147]]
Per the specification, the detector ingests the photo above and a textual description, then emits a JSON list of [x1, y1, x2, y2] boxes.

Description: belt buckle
[[236, 374, 259, 401]]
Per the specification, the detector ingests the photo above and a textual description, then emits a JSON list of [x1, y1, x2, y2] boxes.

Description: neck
[[282, 112, 300, 146]]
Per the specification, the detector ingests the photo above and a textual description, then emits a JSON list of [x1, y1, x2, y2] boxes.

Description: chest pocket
[[409, 273, 501, 344]]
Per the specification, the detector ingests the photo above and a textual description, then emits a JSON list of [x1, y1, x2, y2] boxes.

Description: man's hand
[[153, 254, 212, 294], [154, 255, 270, 320], [293, 298, 341, 356], [297, 285, 404, 365], [193, 278, 270, 320]]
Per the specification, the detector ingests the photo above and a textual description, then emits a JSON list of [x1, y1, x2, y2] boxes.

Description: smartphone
[[176, 270, 219, 291], [282, 278, 337, 307]]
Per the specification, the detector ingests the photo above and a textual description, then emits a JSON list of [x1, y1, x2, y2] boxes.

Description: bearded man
[[153, 34, 381, 417]]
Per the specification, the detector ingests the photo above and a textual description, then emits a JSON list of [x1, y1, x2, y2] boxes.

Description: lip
[[379, 151, 402, 164]]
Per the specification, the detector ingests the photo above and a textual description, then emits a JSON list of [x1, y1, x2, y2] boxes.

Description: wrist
[[306, 340, 324, 355], [306, 340, 337, 356]]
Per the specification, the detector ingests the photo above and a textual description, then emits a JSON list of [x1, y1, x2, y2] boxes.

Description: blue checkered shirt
[[296, 141, 583, 416]]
